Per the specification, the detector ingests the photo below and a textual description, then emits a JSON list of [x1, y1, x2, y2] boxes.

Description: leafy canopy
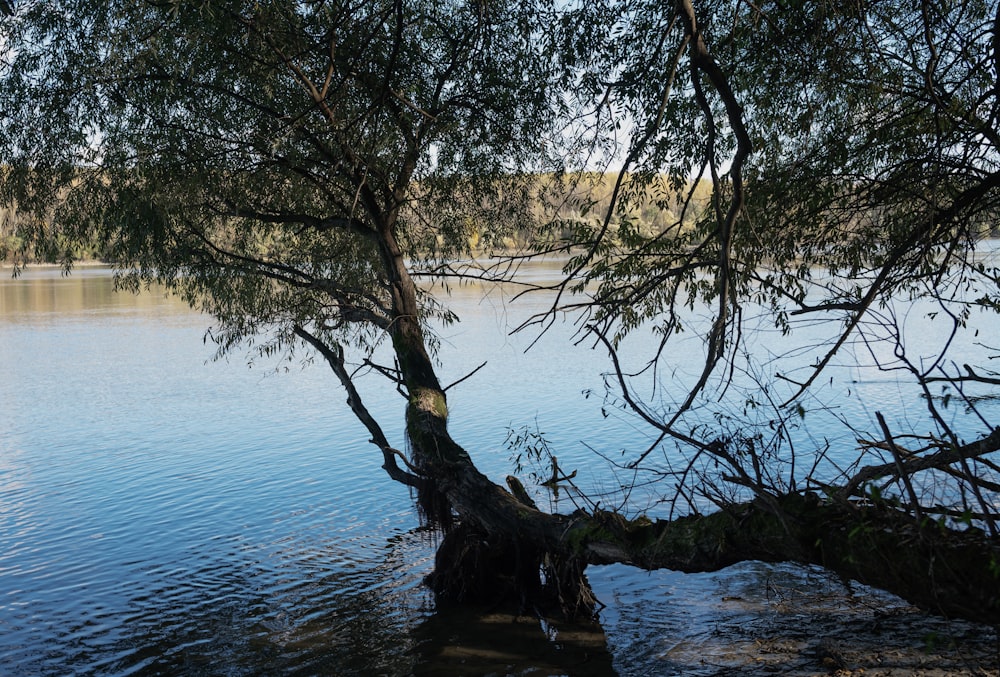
[[0, 0, 573, 357]]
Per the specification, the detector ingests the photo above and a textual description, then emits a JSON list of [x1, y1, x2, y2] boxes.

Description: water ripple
[[3, 269, 998, 676]]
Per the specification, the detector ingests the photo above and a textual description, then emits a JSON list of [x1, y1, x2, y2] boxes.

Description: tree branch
[[843, 428, 1000, 499], [294, 325, 423, 489]]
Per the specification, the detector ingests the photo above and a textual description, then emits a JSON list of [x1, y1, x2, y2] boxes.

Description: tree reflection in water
[[410, 603, 617, 676]]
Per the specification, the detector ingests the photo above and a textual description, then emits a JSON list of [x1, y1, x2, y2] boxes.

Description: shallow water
[[1, 267, 997, 675]]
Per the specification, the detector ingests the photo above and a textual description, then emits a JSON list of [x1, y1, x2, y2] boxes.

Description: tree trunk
[[429, 455, 1000, 624], [370, 220, 599, 614], [372, 215, 1000, 626], [572, 493, 1000, 625], [387, 290, 598, 613]]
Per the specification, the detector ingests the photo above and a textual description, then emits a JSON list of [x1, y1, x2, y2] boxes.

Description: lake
[[1, 266, 997, 675]]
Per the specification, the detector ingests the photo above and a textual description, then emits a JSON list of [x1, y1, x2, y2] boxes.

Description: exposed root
[[425, 522, 597, 619]]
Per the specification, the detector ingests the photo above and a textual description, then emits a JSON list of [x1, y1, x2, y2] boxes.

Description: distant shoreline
[[0, 260, 113, 277]]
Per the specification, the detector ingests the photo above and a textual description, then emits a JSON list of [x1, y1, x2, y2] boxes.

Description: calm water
[[1, 266, 997, 676]]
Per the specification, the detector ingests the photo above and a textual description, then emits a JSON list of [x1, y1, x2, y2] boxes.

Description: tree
[[2, 0, 999, 628]]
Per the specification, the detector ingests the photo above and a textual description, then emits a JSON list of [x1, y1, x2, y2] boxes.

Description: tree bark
[[573, 494, 1000, 626]]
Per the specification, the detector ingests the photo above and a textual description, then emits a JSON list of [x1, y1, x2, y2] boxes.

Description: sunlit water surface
[[1, 266, 998, 675]]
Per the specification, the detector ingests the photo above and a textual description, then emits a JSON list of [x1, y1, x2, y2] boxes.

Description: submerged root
[[540, 552, 600, 618], [426, 522, 597, 619]]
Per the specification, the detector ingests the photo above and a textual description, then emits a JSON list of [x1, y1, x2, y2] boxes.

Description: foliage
[[0, 0, 571, 354]]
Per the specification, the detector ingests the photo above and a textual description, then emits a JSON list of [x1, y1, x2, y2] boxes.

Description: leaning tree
[[2, 0, 999, 624]]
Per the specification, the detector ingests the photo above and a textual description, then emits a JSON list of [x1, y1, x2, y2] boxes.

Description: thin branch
[[877, 412, 924, 521], [843, 428, 1000, 499], [443, 361, 488, 392], [294, 325, 423, 489]]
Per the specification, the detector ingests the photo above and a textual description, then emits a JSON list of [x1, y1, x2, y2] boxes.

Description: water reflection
[[411, 604, 616, 676], [591, 561, 999, 676], [1, 267, 998, 675], [3, 524, 436, 675], [0, 266, 185, 319]]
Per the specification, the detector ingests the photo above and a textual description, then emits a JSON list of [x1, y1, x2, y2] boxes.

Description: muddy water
[[0, 267, 996, 675]]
